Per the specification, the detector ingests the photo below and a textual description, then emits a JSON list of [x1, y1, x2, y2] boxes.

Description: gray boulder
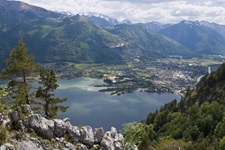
[[8, 110, 19, 124], [21, 105, 33, 114], [0, 113, 3, 125], [110, 127, 117, 138], [100, 132, 115, 150], [67, 125, 81, 142], [114, 141, 123, 150], [100, 127, 124, 150], [27, 114, 54, 139], [53, 119, 67, 137], [80, 126, 94, 146], [17, 140, 44, 150], [65, 142, 75, 150], [94, 127, 104, 143], [63, 118, 70, 123], [76, 143, 88, 150], [0, 143, 15, 150]]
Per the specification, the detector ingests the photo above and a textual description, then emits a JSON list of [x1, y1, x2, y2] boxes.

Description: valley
[[43, 55, 224, 96]]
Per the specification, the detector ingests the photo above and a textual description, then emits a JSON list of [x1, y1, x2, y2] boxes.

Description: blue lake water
[[56, 77, 181, 130]]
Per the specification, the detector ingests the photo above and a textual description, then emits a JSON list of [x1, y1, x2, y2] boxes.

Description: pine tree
[[0, 39, 39, 108], [36, 69, 68, 119]]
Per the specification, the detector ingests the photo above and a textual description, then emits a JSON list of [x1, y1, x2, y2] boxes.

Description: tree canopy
[[36, 68, 68, 119], [0, 40, 68, 118]]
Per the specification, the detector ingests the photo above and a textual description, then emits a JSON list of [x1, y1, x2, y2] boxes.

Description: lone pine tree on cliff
[[0, 39, 39, 110], [36, 68, 68, 119], [0, 39, 68, 118]]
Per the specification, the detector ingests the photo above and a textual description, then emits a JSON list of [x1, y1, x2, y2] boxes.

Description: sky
[[17, 0, 225, 24]]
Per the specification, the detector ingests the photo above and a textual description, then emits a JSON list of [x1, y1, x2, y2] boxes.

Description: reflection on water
[[57, 77, 181, 130]]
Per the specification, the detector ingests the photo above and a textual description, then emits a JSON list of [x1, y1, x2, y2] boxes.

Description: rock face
[[0, 143, 15, 150], [100, 127, 124, 150], [53, 119, 67, 137], [26, 114, 55, 139], [0, 113, 3, 125], [0, 109, 129, 150], [80, 126, 95, 146], [94, 127, 104, 143]]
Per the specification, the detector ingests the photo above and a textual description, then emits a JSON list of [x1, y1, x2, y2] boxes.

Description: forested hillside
[[0, 0, 191, 65], [159, 21, 225, 55], [123, 63, 225, 150]]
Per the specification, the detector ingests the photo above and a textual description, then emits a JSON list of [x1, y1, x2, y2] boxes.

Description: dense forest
[[123, 63, 225, 149]]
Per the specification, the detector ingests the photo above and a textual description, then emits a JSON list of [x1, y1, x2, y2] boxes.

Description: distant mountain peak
[[121, 19, 132, 24], [180, 20, 200, 26], [59, 11, 74, 16], [81, 12, 120, 26]]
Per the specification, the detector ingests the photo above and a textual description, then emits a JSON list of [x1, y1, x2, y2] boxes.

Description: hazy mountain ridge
[[0, 0, 191, 64], [0, 1, 125, 63], [109, 24, 190, 58], [135, 21, 172, 32], [82, 13, 225, 56], [158, 20, 225, 55], [82, 12, 120, 26]]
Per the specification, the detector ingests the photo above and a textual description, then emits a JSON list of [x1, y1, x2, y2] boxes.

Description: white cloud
[[17, 0, 225, 24]]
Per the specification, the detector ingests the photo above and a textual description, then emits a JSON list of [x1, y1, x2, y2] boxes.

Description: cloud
[[17, 0, 225, 24], [102, 0, 181, 3]]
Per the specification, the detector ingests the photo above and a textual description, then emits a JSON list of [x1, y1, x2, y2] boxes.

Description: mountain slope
[[159, 20, 225, 55], [84, 13, 120, 26], [199, 21, 225, 38], [136, 21, 172, 33], [0, 0, 197, 65], [0, 0, 125, 63], [109, 24, 190, 58], [143, 62, 225, 149]]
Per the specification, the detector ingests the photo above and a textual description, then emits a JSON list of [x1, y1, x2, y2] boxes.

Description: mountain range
[[158, 20, 225, 55], [0, 0, 225, 65]]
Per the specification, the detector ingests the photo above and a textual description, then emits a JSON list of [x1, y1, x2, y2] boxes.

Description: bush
[[0, 125, 7, 145], [122, 122, 156, 150]]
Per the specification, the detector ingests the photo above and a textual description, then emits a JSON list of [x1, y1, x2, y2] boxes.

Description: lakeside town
[[43, 55, 225, 96]]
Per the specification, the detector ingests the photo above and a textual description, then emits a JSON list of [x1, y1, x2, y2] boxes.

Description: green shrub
[[122, 122, 156, 150], [0, 125, 8, 145]]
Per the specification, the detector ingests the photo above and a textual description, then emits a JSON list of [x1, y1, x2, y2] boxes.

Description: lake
[[56, 77, 181, 130]]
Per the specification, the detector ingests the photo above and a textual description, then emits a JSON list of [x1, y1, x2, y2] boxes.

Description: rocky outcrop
[[0, 107, 132, 150], [100, 127, 123, 150], [79, 126, 95, 146], [0, 113, 3, 125], [94, 127, 104, 143], [26, 114, 55, 139], [0, 143, 15, 150]]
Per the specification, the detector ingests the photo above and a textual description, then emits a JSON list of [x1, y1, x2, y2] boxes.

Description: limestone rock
[[8, 110, 19, 124], [21, 104, 33, 114], [65, 142, 75, 150], [17, 140, 44, 150], [100, 132, 115, 150], [28, 114, 54, 139], [63, 118, 70, 123], [55, 137, 66, 143], [53, 119, 67, 137], [0, 143, 15, 150], [100, 127, 124, 150], [114, 141, 123, 150], [67, 126, 81, 142], [0, 113, 3, 125], [80, 126, 94, 146], [94, 127, 104, 143], [4, 118, 12, 126], [75, 143, 88, 150], [110, 127, 117, 138]]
